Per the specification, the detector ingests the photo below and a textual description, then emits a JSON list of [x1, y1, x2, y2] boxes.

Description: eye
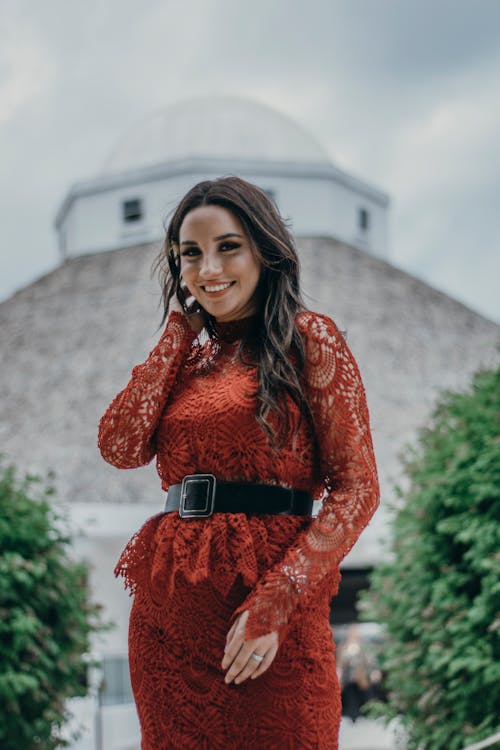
[[180, 246, 201, 258], [219, 242, 240, 252]]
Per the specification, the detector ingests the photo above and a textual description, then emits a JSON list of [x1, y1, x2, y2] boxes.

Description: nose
[[199, 250, 223, 278]]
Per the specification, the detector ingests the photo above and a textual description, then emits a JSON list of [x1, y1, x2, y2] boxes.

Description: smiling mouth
[[201, 282, 235, 293]]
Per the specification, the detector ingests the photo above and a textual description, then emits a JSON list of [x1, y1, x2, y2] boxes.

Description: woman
[[98, 176, 379, 749]]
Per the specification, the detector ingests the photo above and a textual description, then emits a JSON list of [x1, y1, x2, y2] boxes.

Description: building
[[55, 95, 389, 262], [1, 96, 498, 750]]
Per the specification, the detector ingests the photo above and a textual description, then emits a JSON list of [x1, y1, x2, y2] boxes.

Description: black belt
[[164, 474, 313, 519]]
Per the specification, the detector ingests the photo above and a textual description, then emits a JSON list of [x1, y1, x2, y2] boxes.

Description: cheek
[[246, 262, 262, 293], [180, 261, 194, 284], [246, 273, 259, 297], [234, 255, 261, 286], [180, 265, 203, 302]]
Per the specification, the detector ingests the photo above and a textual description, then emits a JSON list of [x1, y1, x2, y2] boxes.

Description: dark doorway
[[330, 568, 371, 625]]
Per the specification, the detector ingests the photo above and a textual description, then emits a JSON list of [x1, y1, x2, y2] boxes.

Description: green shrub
[[361, 366, 500, 750], [0, 461, 102, 749]]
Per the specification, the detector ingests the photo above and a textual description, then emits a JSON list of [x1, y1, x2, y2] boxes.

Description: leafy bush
[[0, 461, 102, 749], [361, 366, 500, 749]]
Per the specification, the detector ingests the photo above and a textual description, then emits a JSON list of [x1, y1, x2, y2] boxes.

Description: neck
[[212, 314, 260, 343]]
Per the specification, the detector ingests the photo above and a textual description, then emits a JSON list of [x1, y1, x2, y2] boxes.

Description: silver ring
[[250, 652, 264, 663]]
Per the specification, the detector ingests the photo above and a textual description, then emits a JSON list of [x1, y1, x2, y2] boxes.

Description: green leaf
[[360, 364, 500, 750], [0, 458, 104, 750]]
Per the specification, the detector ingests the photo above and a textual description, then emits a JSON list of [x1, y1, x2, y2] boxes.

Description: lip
[[199, 281, 236, 298]]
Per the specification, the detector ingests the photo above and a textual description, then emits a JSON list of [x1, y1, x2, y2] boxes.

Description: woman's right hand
[[169, 288, 206, 334]]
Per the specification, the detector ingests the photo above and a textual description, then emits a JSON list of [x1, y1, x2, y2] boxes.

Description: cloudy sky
[[1, 0, 499, 322]]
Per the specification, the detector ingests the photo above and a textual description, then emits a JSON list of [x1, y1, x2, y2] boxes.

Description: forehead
[[179, 205, 245, 238]]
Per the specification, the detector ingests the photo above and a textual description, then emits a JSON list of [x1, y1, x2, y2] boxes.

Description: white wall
[[66, 504, 156, 750], [67, 696, 140, 750], [70, 502, 160, 653]]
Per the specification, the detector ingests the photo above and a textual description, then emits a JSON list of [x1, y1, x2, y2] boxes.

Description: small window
[[122, 198, 143, 223], [358, 207, 370, 232], [99, 656, 134, 706]]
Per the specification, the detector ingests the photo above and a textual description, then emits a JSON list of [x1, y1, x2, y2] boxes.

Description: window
[[99, 656, 134, 706], [358, 207, 370, 232], [122, 198, 143, 223]]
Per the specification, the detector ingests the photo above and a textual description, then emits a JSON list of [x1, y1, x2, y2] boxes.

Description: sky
[[1, 0, 499, 322]]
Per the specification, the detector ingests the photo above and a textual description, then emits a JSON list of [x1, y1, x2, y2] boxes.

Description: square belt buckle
[[179, 474, 216, 519]]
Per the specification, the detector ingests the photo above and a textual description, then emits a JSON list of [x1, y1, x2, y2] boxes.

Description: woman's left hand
[[221, 610, 278, 684]]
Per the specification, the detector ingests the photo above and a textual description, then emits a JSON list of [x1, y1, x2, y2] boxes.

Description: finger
[[233, 651, 268, 685], [222, 613, 247, 665], [225, 611, 246, 644], [221, 629, 244, 670], [224, 619, 239, 650], [221, 643, 237, 670], [221, 643, 241, 670], [250, 645, 278, 680], [224, 643, 257, 684]]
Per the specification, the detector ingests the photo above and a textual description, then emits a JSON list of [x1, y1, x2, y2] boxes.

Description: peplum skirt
[[116, 511, 342, 750]]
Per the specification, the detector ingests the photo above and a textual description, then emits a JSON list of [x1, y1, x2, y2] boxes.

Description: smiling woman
[[178, 205, 261, 323], [98, 175, 380, 749]]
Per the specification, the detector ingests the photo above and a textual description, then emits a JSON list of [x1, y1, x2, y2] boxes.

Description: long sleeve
[[98, 311, 197, 469], [234, 312, 380, 642]]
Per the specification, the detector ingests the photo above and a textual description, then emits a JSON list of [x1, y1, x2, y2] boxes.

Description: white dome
[[102, 95, 331, 174]]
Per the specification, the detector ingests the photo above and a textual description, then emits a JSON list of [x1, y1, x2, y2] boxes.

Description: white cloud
[[388, 70, 500, 201], [0, 29, 55, 125], [0, 0, 499, 323]]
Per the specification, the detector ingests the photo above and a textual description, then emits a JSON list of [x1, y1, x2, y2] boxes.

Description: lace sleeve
[[97, 311, 197, 469], [234, 311, 380, 643]]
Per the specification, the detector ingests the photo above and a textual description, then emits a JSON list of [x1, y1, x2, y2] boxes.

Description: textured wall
[[1, 238, 498, 562]]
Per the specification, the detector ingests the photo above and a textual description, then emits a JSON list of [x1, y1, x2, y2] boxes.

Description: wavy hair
[[153, 176, 311, 447]]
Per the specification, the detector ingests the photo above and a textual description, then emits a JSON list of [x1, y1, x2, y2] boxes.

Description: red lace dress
[[98, 310, 379, 750]]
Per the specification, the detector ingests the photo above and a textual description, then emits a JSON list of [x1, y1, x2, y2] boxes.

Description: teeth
[[202, 282, 233, 293]]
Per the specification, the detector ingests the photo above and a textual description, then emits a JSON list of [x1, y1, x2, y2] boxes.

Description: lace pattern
[[232, 312, 379, 641], [97, 308, 379, 748], [98, 312, 197, 468]]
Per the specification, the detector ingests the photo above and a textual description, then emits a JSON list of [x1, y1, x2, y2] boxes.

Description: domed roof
[[102, 95, 331, 174]]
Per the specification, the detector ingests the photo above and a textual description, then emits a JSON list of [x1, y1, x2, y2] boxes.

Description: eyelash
[[180, 242, 240, 258]]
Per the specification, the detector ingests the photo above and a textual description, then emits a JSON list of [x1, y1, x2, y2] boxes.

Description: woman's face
[[178, 205, 262, 322]]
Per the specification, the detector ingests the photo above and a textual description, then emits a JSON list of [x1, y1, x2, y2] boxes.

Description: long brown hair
[[154, 176, 311, 446]]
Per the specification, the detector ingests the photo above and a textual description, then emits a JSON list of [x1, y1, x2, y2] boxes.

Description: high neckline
[[212, 314, 261, 343]]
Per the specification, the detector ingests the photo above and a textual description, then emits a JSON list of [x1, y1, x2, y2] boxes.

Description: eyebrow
[[180, 232, 243, 246]]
